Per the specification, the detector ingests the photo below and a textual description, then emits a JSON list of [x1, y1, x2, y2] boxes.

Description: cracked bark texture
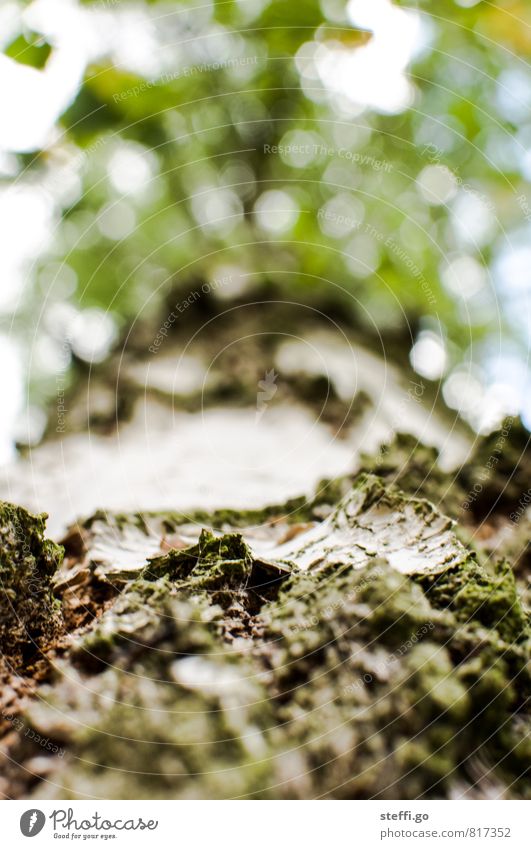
[[0, 447, 529, 800]]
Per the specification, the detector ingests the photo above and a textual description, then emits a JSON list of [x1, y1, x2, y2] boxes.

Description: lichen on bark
[[0, 502, 63, 662], [0, 471, 525, 801]]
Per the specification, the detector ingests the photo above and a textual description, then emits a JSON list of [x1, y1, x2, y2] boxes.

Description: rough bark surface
[[0, 434, 529, 800]]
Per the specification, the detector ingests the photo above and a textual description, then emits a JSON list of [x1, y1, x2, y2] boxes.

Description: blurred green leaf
[[4, 32, 52, 69]]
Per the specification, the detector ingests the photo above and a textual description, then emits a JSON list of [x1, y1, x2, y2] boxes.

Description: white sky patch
[[278, 129, 322, 168], [13, 404, 48, 447], [345, 232, 381, 278], [0, 337, 24, 464], [458, 344, 525, 432], [443, 367, 485, 417], [477, 381, 522, 433], [318, 193, 365, 238], [496, 68, 531, 124], [191, 187, 244, 236], [0, 185, 54, 312], [441, 255, 488, 300], [451, 190, 496, 248], [314, 0, 423, 114], [107, 143, 156, 197], [208, 265, 250, 300], [39, 261, 78, 299], [0, 150, 20, 177], [417, 164, 458, 206], [410, 331, 447, 380], [494, 243, 531, 295], [32, 333, 71, 377], [519, 149, 531, 182], [492, 242, 531, 348], [0, 0, 528, 460], [97, 200, 137, 240], [69, 308, 117, 364], [0, 0, 163, 154], [0, 53, 76, 153], [254, 190, 299, 234], [0, 0, 90, 153], [108, 6, 161, 78]]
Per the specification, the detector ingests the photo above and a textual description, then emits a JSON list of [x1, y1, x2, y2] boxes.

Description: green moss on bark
[[0, 502, 63, 659], [418, 559, 528, 644], [16, 476, 530, 801]]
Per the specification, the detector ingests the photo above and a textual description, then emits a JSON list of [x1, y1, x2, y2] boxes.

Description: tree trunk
[[0, 309, 529, 800]]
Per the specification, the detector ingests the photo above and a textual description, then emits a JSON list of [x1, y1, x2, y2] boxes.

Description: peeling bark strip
[[0, 472, 529, 800], [266, 474, 468, 574]]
